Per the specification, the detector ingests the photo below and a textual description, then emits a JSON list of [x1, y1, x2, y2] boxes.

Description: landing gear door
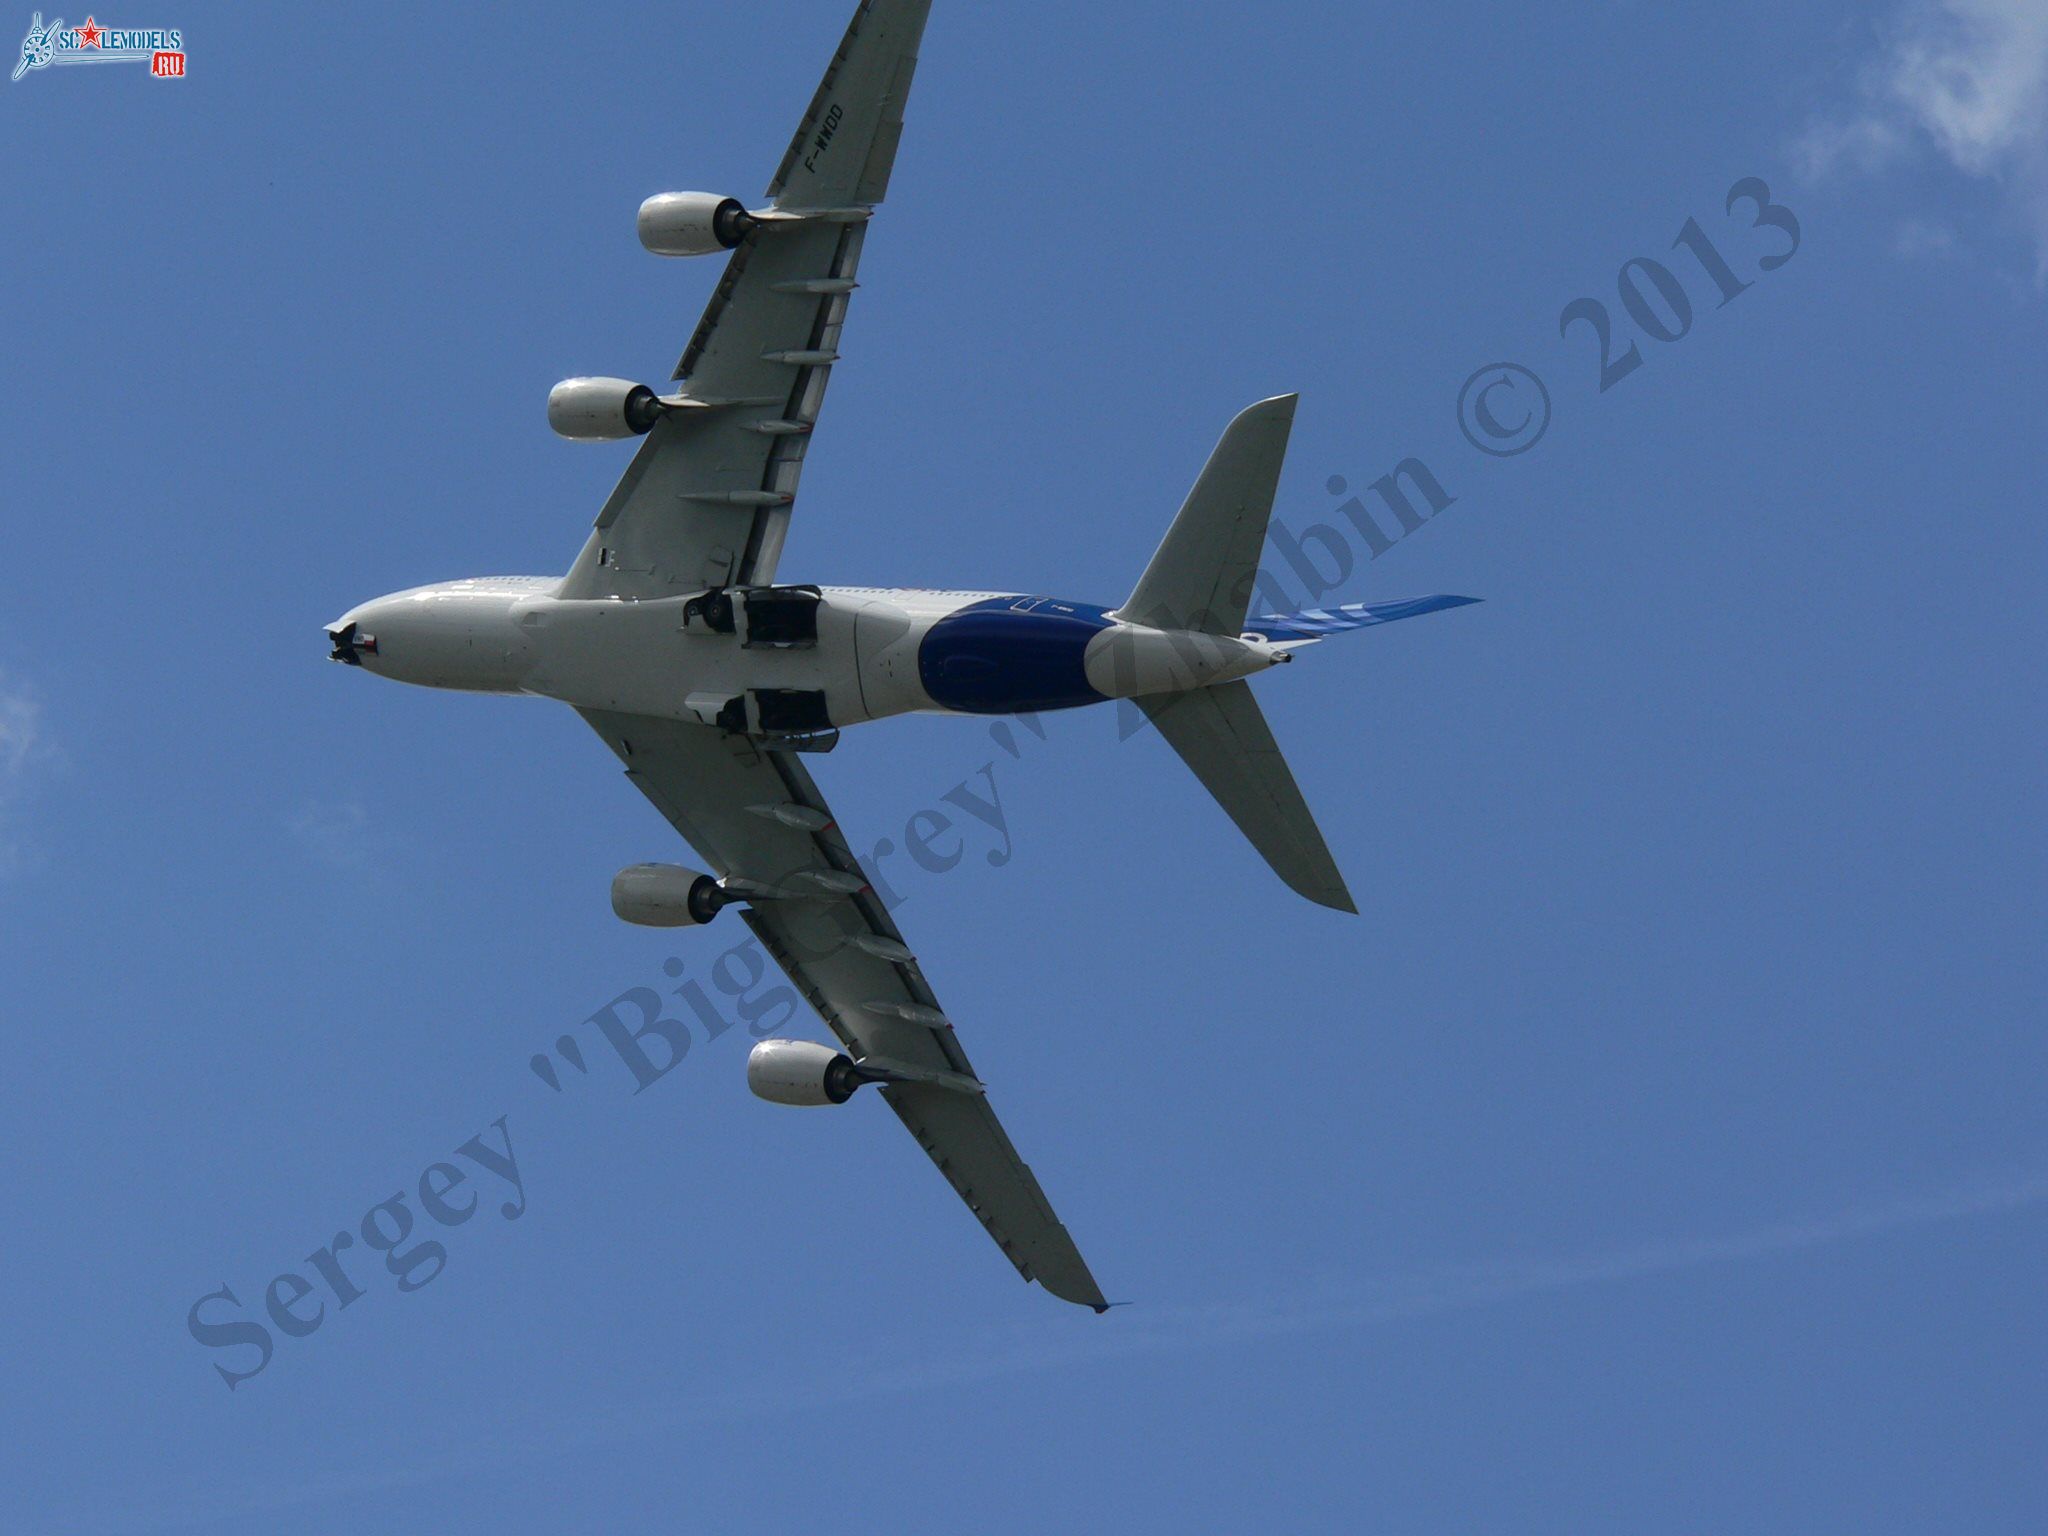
[[741, 586, 822, 649]]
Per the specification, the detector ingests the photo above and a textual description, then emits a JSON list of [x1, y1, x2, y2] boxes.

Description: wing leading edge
[[578, 708, 1109, 1312]]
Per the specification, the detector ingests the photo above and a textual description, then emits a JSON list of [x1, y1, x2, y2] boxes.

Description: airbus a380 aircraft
[[329, 0, 1475, 1311]]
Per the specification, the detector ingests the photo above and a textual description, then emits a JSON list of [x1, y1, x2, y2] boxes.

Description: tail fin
[[1121, 395, 1298, 637], [1139, 681, 1357, 914]]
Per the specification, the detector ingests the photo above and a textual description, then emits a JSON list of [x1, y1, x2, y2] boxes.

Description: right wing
[[578, 707, 1110, 1312], [558, 0, 934, 602]]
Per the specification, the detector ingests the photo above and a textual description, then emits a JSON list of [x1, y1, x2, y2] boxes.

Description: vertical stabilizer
[[1121, 395, 1298, 637]]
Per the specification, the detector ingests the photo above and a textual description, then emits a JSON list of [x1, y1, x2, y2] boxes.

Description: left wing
[[579, 707, 1110, 1311], [559, 0, 934, 602]]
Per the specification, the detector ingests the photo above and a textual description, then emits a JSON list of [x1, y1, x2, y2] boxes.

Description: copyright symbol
[[1457, 363, 1552, 458]]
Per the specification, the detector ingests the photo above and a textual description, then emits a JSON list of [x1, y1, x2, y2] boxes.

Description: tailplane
[[1138, 681, 1357, 914], [1247, 593, 1482, 644], [1123, 397, 1483, 913]]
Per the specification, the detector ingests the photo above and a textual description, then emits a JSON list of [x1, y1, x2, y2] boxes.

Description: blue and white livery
[[328, 0, 1476, 1313]]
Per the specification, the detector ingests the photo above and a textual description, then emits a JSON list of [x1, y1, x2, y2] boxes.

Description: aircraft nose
[[326, 606, 381, 667]]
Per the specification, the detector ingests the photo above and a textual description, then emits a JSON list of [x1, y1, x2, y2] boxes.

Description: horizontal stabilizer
[[1247, 594, 1481, 643], [1139, 681, 1356, 914]]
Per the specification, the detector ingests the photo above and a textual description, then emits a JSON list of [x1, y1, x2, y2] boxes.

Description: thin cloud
[[77, 1162, 2048, 1535], [0, 684, 38, 781], [1894, 216, 1964, 257], [1795, 0, 2048, 283], [287, 799, 372, 869], [1794, 113, 1909, 179], [684, 1162, 2048, 1408], [0, 675, 48, 871]]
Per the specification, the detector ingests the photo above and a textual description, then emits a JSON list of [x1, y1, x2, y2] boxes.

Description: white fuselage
[[329, 578, 1288, 733]]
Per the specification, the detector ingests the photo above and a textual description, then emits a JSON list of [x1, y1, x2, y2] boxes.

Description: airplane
[[327, 0, 1477, 1312]]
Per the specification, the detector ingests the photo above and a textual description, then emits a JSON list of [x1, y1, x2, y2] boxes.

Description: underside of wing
[[577, 707, 1108, 1311], [558, 0, 934, 603], [768, 0, 931, 210]]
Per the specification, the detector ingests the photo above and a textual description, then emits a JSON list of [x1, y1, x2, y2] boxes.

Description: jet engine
[[611, 863, 728, 928], [637, 192, 757, 257], [548, 377, 674, 442], [748, 1039, 866, 1107]]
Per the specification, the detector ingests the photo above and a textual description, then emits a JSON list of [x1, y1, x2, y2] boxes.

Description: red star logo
[[76, 17, 104, 48]]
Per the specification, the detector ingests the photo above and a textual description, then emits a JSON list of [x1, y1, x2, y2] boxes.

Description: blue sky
[[4, 1, 2046, 1530]]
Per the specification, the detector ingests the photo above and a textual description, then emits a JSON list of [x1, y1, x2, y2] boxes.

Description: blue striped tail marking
[[1245, 594, 1481, 642]]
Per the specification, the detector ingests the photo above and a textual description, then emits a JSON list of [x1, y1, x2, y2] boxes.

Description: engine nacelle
[[611, 863, 727, 928], [549, 377, 668, 442], [748, 1039, 864, 1107], [637, 192, 755, 258]]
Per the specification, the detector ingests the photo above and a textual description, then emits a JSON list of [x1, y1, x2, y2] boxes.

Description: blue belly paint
[[919, 597, 1114, 715]]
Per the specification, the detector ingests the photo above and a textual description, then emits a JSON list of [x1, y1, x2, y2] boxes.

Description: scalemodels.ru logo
[[12, 12, 185, 81]]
